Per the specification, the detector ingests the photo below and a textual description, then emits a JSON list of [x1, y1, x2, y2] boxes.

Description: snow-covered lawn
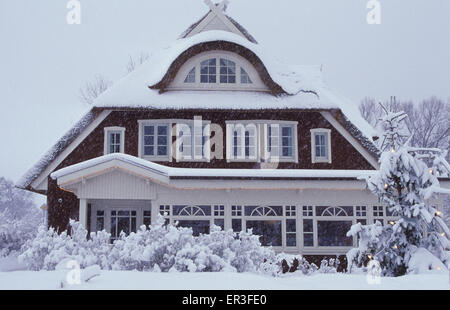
[[0, 270, 448, 290]]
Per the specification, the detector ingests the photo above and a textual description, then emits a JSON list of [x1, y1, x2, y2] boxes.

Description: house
[[17, 1, 446, 262]]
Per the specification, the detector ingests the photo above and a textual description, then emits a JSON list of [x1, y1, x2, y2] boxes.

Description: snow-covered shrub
[[19, 220, 112, 270], [407, 248, 448, 274], [19, 225, 71, 271]]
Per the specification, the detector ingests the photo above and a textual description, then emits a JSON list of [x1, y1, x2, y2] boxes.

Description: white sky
[[0, 0, 449, 195]]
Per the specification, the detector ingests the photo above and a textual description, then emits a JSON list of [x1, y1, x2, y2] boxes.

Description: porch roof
[[51, 153, 376, 185]]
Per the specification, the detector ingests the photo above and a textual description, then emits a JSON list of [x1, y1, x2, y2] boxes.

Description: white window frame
[[167, 51, 268, 92], [138, 119, 211, 162], [104, 127, 125, 155], [175, 120, 211, 162], [310, 128, 332, 164], [264, 122, 298, 163], [226, 121, 260, 162], [138, 120, 172, 162]]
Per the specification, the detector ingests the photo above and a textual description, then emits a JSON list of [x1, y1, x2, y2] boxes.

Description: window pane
[[214, 219, 224, 230], [240, 68, 252, 84], [303, 219, 313, 232], [96, 217, 104, 231], [144, 146, 154, 156], [184, 67, 196, 83], [177, 220, 210, 236], [286, 219, 296, 232], [317, 221, 353, 246], [303, 234, 314, 247], [157, 146, 167, 156], [144, 136, 154, 146], [144, 126, 154, 135], [246, 220, 282, 246], [232, 219, 242, 232], [287, 234, 296, 247]]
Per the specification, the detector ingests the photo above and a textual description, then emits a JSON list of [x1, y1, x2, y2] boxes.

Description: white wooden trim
[[320, 111, 379, 169], [310, 128, 332, 164], [79, 198, 88, 228], [30, 110, 112, 191], [103, 126, 125, 155], [186, 3, 247, 40]]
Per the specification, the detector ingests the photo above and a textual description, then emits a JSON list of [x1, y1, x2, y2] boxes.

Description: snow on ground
[[0, 270, 448, 290]]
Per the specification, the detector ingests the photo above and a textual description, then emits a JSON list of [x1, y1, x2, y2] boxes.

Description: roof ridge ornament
[[204, 0, 229, 13]]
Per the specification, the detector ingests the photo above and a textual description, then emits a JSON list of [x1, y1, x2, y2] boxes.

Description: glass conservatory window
[[246, 220, 282, 246], [317, 221, 353, 246], [200, 58, 216, 83], [177, 220, 210, 236], [184, 67, 196, 83], [219, 58, 236, 83], [303, 219, 314, 247], [286, 219, 296, 247], [240, 68, 252, 84], [173, 205, 211, 216], [231, 205, 242, 216]]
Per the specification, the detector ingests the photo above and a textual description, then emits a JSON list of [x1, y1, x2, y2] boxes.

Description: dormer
[[167, 50, 268, 91]]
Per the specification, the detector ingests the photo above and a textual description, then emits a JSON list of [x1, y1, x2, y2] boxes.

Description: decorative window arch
[[168, 51, 268, 91], [250, 206, 278, 216], [177, 206, 207, 216], [320, 206, 348, 217]]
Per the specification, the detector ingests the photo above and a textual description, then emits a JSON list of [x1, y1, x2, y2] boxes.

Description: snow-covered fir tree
[[347, 104, 450, 276]]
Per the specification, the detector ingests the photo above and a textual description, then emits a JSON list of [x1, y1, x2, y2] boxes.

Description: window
[[176, 122, 210, 161], [302, 206, 313, 217], [219, 58, 236, 83], [231, 205, 242, 216], [110, 210, 137, 241], [303, 219, 314, 247], [356, 206, 367, 217], [143, 210, 151, 228], [286, 219, 296, 247], [200, 58, 216, 83], [317, 221, 353, 246], [104, 127, 125, 155], [96, 211, 105, 231], [266, 123, 297, 162], [246, 221, 282, 246], [227, 123, 258, 161], [240, 68, 252, 84], [141, 124, 169, 158], [310, 129, 331, 163], [184, 67, 196, 83]]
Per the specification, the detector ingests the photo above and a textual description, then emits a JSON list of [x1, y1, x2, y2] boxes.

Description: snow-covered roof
[[18, 29, 380, 192], [93, 30, 377, 140], [51, 153, 376, 181], [16, 110, 96, 191]]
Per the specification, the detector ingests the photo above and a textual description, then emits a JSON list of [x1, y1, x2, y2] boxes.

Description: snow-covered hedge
[[20, 216, 279, 274], [19, 216, 340, 275]]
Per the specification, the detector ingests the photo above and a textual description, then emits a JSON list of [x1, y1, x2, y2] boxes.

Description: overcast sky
[[0, 0, 449, 195]]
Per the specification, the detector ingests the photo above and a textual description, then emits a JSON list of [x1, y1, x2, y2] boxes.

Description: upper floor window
[[226, 123, 258, 162], [139, 121, 170, 161], [167, 51, 268, 91], [310, 128, 332, 163], [104, 127, 125, 155], [176, 121, 210, 162], [138, 119, 210, 162], [266, 124, 297, 160]]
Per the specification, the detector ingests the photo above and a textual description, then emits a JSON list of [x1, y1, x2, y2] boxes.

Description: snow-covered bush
[[19, 220, 112, 270], [0, 177, 42, 256], [20, 216, 351, 275]]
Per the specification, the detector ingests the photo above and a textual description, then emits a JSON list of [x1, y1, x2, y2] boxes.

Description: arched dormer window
[[168, 51, 268, 91]]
